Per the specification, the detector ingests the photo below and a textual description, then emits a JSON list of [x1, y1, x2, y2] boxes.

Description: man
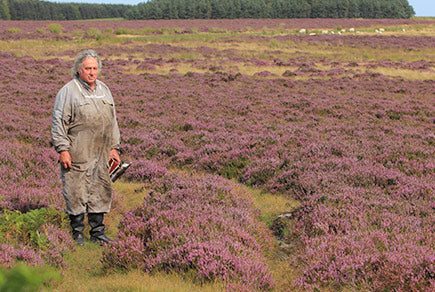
[[51, 49, 121, 246]]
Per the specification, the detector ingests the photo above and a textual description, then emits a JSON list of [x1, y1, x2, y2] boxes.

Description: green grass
[[120, 31, 245, 43], [52, 244, 225, 292], [84, 18, 125, 21], [50, 242, 226, 291], [249, 187, 299, 228]]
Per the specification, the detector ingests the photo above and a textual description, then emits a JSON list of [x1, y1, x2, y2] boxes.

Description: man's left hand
[[109, 149, 121, 164]]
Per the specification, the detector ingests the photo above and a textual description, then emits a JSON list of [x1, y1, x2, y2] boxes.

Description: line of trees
[[127, 0, 415, 19], [0, 0, 131, 20], [0, 0, 415, 20]]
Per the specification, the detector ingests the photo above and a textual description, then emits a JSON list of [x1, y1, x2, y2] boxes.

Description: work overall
[[51, 77, 120, 244]]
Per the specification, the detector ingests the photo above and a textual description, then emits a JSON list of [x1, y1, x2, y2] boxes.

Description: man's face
[[79, 57, 98, 87]]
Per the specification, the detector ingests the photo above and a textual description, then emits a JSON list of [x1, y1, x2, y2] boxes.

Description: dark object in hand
[[109, 158, 131, 182]]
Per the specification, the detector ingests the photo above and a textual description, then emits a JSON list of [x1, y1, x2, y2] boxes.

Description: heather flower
[[124, 158, 168, 181], [0, 22, 434, 290], [102, 173, 274, 290]]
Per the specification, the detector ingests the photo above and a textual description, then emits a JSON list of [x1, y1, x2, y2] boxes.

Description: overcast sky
[[46, 0, 435, 17]]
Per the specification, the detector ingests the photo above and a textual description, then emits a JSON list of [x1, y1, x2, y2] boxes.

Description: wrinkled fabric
[[51, 77, 120, 215]]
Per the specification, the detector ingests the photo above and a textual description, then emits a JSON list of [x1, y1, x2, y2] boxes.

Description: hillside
[[0, 18, 434, 291]]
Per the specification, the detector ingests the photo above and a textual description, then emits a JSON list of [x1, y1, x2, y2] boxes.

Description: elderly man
[[51, 49, 120, 246]]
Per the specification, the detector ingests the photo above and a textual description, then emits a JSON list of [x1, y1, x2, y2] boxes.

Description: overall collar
[[76, 76, 99, 92]]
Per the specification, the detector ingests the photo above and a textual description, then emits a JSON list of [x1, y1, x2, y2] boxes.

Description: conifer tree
[[0, 0, 11, 20], [128, 0, 414, 19], [3, 0, 416, 20]]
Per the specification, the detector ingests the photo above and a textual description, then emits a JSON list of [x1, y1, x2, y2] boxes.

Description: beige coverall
[[51, 77, 120, 215]]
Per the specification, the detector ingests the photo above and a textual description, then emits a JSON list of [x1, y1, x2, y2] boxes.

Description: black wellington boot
[[88, 212, 114, 245], [69, 213, 85, 246]]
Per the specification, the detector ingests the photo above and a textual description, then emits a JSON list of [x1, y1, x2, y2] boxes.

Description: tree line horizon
[[0, 0, 415, 20]]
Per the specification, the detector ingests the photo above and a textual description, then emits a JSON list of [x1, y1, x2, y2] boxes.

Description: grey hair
[[71, 49, 102, 77]]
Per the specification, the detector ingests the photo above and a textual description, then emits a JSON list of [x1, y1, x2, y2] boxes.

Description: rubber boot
[[88, 212, 113, 245], [69, 213, 85, 246]]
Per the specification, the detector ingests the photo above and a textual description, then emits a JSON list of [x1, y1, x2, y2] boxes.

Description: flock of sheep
[[298, 27, 405, 35]]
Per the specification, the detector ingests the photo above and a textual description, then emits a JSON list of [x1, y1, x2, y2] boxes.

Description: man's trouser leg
[[88, 212, 113, 244], [69, 213, 85, 246]]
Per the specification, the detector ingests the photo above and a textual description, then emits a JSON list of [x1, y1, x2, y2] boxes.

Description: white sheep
[[299, 28, 306, 34]]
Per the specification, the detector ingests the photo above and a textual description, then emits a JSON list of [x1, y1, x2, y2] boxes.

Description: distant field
[[0, 17, 434, 33], [0, 19, 434, 291]]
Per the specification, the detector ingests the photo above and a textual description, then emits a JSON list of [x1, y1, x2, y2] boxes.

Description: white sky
[[46, 0, 435, 17]]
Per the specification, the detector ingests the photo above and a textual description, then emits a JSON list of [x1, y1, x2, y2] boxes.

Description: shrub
[[0, 208, 73, 268], [115, 27, 131, 35], [46, 23, 63, 34], [102, 173, 274, 290], [7, 28, 21, 34], [72, 29, 83, 37], [124, 158, 167, 182], [85, 27, 102, 39], [0, 263, 60, 292]]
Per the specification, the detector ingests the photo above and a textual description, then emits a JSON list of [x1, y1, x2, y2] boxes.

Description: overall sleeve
[[51, 86, 73, 153], [103, 85, 121, 151], [111, 94, 121, 151]]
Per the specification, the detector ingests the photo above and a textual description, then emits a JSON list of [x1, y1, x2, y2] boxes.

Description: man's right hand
[[59, 151, 72, 169]]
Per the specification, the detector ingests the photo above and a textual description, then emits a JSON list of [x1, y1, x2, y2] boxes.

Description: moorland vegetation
[[0, 18, 434, 291]]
